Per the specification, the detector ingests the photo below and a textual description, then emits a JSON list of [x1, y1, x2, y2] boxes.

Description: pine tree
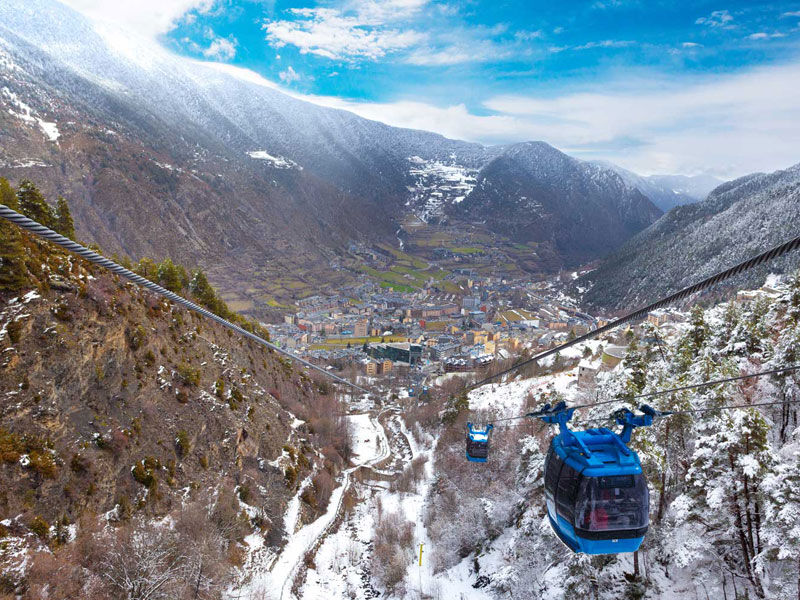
[[760, 434, 800, 598], [623, 339, 647, 396], [135, 257, 157, 279], [54, 197, 76, 240], [157, 258, 182, 292], [683, 408, 773, 597], [0, 177, 19, 210], [0, 178, 27, 291], [189, 269, 217, 309], [16, 180, 54, 228]]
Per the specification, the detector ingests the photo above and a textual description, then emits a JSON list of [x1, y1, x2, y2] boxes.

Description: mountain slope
[[0, 222, 356, 596], [596, 163, 723, 212], [579, 162, 800, 310], [450, 142, 663, 267], [1, 0, 663, 312]]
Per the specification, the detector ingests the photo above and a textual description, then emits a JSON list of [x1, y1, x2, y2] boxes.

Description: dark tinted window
[[544, 445, 562, 502], [575, 474, 649, 532], [555, 463, 582, 522], [467, 439, 488, 458], [599, 475, 634, 489]]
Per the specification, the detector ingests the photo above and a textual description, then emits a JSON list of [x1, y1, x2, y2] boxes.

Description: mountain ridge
[[579, 161, 800, 311]]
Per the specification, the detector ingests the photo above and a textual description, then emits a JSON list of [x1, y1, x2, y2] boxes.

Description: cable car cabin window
[[555, 463, 582, 523], [575, 474, 649, 532], [466, 438, 489, 459], [544, 446, 562, 503]]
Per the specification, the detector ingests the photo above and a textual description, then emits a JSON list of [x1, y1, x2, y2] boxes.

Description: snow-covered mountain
[[450, 142, 663, 267], [596, 162, 724, 212], [579, 162, 800, 310], [1, 0, 663, 310]]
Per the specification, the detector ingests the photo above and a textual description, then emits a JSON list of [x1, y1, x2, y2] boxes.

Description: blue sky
[[167, 1, 800, 105], [63, 0, 800, 176]]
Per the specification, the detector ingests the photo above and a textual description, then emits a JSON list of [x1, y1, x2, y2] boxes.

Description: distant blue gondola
[[535, 402, 667, 554], [465, 422, 494, 462]]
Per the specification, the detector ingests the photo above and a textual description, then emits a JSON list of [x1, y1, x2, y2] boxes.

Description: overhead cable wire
[[468, 233, 800, 391], [0, 204, 369, 394], [487, 363, 800, 427]]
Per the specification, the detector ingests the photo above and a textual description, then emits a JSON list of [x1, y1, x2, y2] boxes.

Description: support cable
[[0, 204, 369, 394]]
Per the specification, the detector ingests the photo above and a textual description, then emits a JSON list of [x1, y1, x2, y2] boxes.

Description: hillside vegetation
[[0, 179, 352, 599]]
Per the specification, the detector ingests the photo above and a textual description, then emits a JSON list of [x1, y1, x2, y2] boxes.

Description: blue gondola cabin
[[465, 423, 493, 463], [543, 429, 649, 554], [536, 402, 660, 555]]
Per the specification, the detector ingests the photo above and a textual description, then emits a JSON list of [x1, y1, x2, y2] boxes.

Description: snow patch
[[247, 150, 301, 170]]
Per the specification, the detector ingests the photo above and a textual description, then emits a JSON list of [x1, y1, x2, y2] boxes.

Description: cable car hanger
[[483, 363, 800, 428]]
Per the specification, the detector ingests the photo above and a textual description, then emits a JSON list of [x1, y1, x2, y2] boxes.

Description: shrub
[[199, 454, 209, 469], [229, 386, 244, 409], [237, 484, 251, 503], [7, 319, 22, 344], [128, 325, 147, 351], [284, 465, 297, 489], [176, 362, 200, 387], [29, 516, 50, 540], [70, 453, 89, 474], [300, 487, 317, 508], [131, 457, 159, 489], [29, 450, 58, 478], [0, 428, 23, 463], [214, 378, 225, 398], [175, 430, 190, 457]]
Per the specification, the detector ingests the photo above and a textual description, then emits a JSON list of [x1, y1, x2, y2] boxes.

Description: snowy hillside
[[596, 161, 724, 212], [580, 162, 800, 310]]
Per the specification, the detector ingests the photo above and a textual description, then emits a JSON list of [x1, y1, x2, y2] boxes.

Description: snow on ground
[[405, 156, 478, 222], [468, 368, 580, 417], [1, 86, 59, 141], [349, 413, 383, 464], [234, 413, 387, 600], [247, 150, 301, 170]]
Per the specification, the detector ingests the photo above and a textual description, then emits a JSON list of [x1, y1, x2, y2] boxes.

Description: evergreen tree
[[16, 180, 54, 228], [135, 257, 157, 279], [760, 434, 800, 597], [189, 269, 216, 307], [0, 177, 19, 210], [623, 338, 648, 397], [157, 258, 182, 292], [0, 178, 27, 291], [54, 197, 76, 240], [687, 305, 708, 354], [682, 408, 773, 597]]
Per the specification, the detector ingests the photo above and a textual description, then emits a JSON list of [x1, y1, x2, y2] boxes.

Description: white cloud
[[60, 0, 215, 38], [780, 11, 800, 18], [263, 7, 425, 60], [203, 36, 237, 60], [682, 42, 702, 48], [279, 65, 301, 84], [573, 39, 635, 50], [695, 10, 735, 28], [294, 62, 800, 177], [747, 32, 786, 40]]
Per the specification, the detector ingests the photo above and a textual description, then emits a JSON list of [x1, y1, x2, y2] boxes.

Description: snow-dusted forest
[[299, 276, 800, 600]]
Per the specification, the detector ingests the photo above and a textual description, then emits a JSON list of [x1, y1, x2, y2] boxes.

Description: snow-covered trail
[[233, 412, 390, 600]]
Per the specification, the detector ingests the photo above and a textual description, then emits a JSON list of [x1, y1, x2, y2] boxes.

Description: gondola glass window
[[575, 475, 649, 533]]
